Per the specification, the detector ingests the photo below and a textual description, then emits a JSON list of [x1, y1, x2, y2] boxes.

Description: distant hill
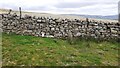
[[63, 14, 118, 20], [79, 15, 118, 20], [103, 15, 118, 20]]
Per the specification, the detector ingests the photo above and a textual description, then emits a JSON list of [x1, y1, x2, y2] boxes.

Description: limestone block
[[56, 28, 59, 31], [94, 24, 98, 26], [75, 32, 81, 36], [41, 32, 45, 37], [31, 32, 36, 35], [12, 27, 17, 30], [75, 28, 79, 31], [41, 20, 46, 23], [0, 15, 2, 20], [55, 19, 61, 23], [111, 30, 118, 34], [112, 34, 118, 37], [2, 22, 8, 26], [26, 30, 33, 33], [36, 19, 41, 23], [64, 25, 68, 28], [50, 21, 56, 24], [55, 33, 63, 37], [0, 23, 2, 28], [51, 28, 55, 31], [49, 25, 53, 28], [78, 26, 82, 29], [40, 24, 44, 27], [7, 26, 12, 30], [45, 19, 49, 23], [64, 20, 68, 23], [46, 35, 54, 38]]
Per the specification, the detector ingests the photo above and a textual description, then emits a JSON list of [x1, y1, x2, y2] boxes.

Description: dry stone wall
[[0, 14, 120, 40]]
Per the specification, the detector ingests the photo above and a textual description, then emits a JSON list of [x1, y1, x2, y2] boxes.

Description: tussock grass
[[2, 33, 119, 66]]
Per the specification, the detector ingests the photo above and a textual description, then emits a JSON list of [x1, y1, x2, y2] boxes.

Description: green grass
[[2, 33, 119, 66]]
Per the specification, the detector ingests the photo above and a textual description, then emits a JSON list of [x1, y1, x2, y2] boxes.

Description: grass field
[[2, 33, 119, 66]]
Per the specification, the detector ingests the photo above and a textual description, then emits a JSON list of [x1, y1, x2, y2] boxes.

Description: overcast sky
[[0, 0, 119, 16]]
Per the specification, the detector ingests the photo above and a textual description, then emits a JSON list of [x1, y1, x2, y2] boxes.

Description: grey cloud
[[0, 4, 18, 10], [0, 0, 119, 15], [23, 6, 49, 11], [55, 2, 97, 8], [0, 3, 49, 11], [54, 1, 118, 9]]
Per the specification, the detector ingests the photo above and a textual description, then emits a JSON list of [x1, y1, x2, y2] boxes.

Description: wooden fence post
[[19, 7, 22, 19]]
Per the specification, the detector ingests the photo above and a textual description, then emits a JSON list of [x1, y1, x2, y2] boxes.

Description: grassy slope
[[2, 33, 119, 66]]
